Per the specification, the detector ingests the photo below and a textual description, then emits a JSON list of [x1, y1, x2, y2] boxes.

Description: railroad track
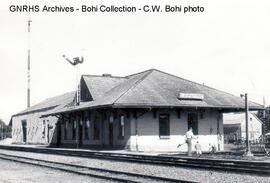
[[0, 152, 193, 183], [0, 145, 270, 175]]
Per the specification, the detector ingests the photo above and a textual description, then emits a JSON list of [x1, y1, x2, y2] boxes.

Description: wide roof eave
[[41, 103, 263, 117]]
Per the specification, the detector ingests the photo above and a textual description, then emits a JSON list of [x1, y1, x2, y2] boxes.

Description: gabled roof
[[44, 69, 263, 115], [82, 75, 127, 100], [13, 91, 75, 117], [223, 112, 263, 125]]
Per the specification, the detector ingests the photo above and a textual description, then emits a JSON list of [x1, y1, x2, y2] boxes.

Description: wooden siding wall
[[12, 108, 224, 152], [12, 112, 58, 145], [129, 109, 224, 152]]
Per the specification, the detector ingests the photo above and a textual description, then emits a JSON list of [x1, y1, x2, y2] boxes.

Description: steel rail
[[0, 145, 270, 175], [0, 153, 193, 183]]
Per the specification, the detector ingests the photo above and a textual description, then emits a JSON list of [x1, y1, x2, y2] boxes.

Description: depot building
[[10, 69, 263, 152]]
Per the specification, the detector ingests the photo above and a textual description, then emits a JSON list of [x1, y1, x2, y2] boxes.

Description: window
[[118, 115, 125, 139], [159, 114, 170, 137], [72, 119, 76, 140], [64, 120, 68, 140], [93, 117, 100, 140], [21, 120, 27, 143], [188, 113, 198, 135], [84, 119, 90, 140], [42, 120, 46, 138]]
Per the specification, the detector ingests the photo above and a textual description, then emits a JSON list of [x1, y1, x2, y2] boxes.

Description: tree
[[0, 118, 5, 126], [257, 106, 270, 134], [0, 118, 12, 139], [265, 106, 270, 134]]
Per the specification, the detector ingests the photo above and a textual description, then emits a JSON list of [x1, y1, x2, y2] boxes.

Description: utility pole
[[27, 15, 32, 108], [244, 93, 253, 157], [2, 125, 4, 139], [0, 124, 3, 140]]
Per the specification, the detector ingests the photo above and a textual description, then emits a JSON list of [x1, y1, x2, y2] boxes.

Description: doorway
[[22, 120, 27, 143], [78, 120, 83, 147], [56, 122, 61, 147], [109, 122, 113, 147], [47, 124, 50, 143], [188, 113, 198, 135]]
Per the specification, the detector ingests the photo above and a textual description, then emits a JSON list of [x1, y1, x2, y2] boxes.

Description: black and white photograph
[[0, 0, 270, 182]]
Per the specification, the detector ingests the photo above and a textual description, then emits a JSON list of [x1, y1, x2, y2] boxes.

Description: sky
[[0, 0, 270, 124]]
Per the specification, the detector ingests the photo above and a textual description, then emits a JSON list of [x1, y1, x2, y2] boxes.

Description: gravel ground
[[166, 153, 270, 162], [0, 149, 270, 183], [0, 158, 110, 183]]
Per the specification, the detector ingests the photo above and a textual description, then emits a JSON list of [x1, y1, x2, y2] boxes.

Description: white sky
[[0, 0, 270, 124]]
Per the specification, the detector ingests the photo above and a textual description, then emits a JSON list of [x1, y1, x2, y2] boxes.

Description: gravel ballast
[[0, 149, 269, 183]]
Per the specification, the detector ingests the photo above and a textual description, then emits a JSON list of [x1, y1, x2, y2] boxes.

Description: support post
[[244, 93, 253, 157], [2, 124, 4, 140], [27, 16, 32, 108], [0, 124, 2, 140], [133, 110, 139, 152], [135, 117, 138, 152]]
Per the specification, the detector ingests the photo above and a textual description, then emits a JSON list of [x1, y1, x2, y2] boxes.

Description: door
[[22, 120, 27, 143], [109, 122, 113, 147], [56, 122, 61, 147], [47, 124, 50, 143], [79, 120, 83, 147], [188, 113, 198, 135]]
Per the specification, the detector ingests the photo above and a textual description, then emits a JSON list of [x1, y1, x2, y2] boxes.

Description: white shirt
[[186, 130, 194, 139]]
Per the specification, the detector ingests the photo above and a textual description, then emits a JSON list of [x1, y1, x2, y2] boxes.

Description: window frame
[[118, 115, 125, 140], [84, 117, 90, 140]]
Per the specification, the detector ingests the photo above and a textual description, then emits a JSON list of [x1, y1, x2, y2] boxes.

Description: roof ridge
[[82, 74, 126, 79], [125, 68, 155, 78], [41, 91, 75, 102], [112, 70, 154, 104], [151, 69, 259, 105], [15, 91, 75, 115]]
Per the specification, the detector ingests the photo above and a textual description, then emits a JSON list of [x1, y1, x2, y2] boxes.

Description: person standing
[[186, 128, 195, 156], [217, 133, 222, 151], [195, 141, 202, 156]]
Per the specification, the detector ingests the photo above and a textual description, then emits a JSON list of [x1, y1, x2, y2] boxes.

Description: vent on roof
[[178, 93, 204, 100], [102, 73, 112, 77]]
